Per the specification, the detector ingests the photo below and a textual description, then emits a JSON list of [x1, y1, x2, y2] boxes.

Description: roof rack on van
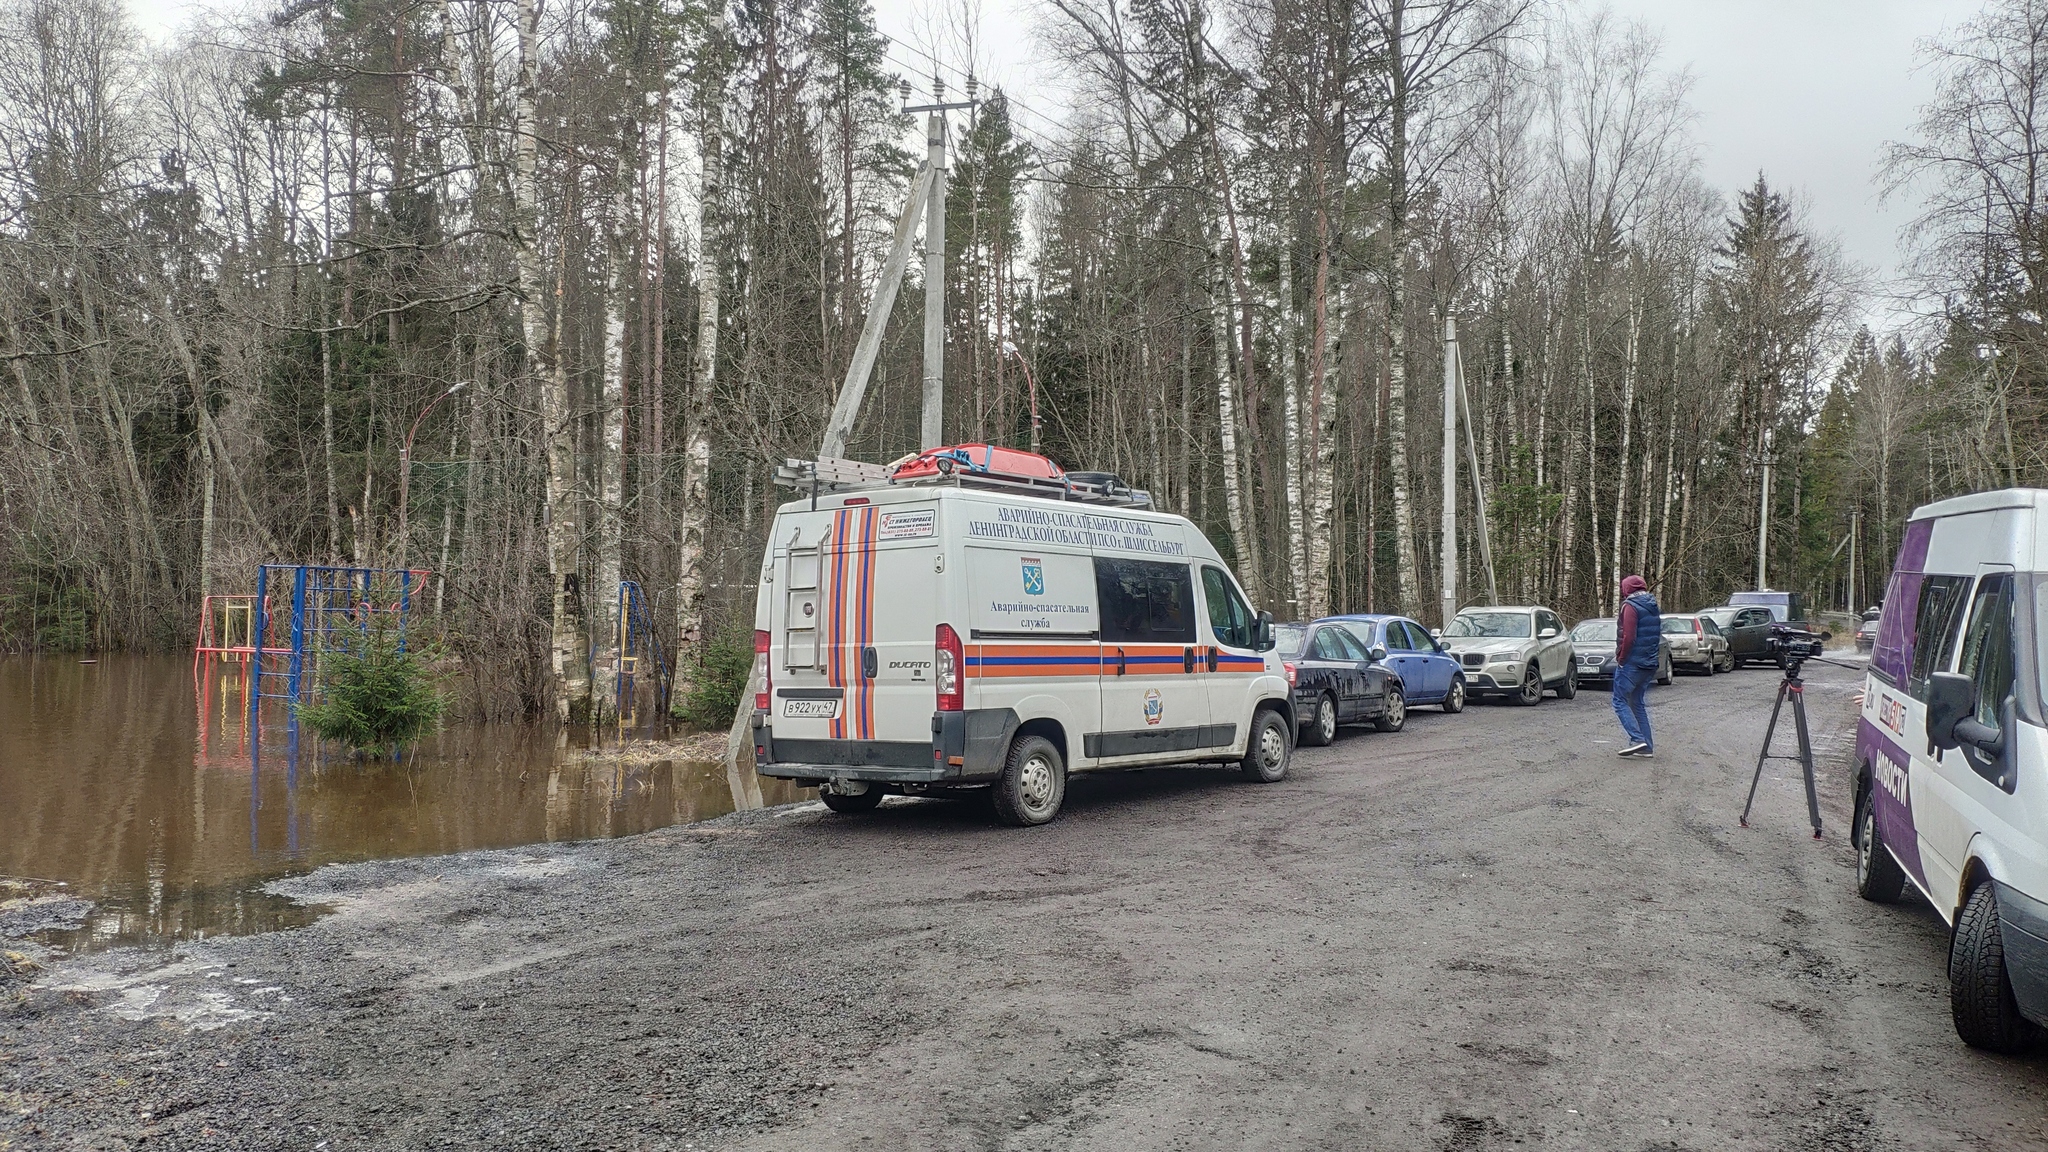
[[774, 445, 1153, 510]]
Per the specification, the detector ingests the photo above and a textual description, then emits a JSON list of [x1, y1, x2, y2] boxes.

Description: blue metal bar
[[399, 569, 412, 654], [288, 566, 308, 711], [250, 564, 269, 732]]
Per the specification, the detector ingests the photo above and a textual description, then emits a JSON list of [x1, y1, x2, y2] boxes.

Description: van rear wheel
[[1950, 881, 2041, 1052], [820, 784, 885, 814], [992, 735, 1066, 826], [1854, 786, 1906, 903]]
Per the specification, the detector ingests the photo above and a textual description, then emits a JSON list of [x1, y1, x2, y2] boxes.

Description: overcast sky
[[130, 0, 1986, 317]]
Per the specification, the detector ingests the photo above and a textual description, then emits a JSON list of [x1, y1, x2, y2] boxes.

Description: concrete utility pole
[[920, 77, 949, 448], [884, 75, 974, 450], [1848, 506, 1860, 611], [1441, 317, 1459, 631], [1756, 431, 1773, 591]]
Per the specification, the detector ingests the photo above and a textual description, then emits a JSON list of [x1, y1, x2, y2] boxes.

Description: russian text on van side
[[967, 507, 1189, 557]]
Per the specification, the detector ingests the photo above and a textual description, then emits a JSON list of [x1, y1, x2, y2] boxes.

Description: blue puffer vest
[[1623, 591, 1662, 668]]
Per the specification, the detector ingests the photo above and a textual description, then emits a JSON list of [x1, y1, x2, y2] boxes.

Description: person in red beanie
[[1613, 574, 1661, 757]]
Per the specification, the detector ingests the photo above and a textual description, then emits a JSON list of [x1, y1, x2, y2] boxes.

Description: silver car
[[1440, 606, 1577, 705], [1662, 613, 1731, 674], [1569, 617, 1673, 685]]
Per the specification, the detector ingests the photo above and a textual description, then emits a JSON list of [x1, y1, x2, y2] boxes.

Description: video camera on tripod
[[1740, 642, 1858, 839]]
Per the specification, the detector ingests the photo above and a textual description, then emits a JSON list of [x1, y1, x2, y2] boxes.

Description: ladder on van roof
[[774, 447, 1152, 510]]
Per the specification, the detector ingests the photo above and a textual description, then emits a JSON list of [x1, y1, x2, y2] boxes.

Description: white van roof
[[1909, 488, 2048, 523]]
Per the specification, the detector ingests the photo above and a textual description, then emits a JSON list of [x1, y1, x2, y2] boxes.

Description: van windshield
[[1447, 612, 1533, 639]]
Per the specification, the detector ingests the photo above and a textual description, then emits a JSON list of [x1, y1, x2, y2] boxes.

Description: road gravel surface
[[5, 659, 2046, 1150]]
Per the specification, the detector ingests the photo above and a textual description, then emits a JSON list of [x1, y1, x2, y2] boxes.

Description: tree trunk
[[1385, 3, 1421, 617], [1282, 255, 1307, 616], [516, 0, 589, 723], [593, 132, 636, 723], [1610, 301, 1638, 584], [676, 11, 727, 715], [1212, 253, 1253, 580]]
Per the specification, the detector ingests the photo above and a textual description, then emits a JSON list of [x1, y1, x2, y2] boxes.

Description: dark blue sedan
[[1323, 613, 1469, 713]]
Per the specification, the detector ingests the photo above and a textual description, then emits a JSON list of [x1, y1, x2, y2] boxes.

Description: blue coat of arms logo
[[1021, 561, 1045, 596]]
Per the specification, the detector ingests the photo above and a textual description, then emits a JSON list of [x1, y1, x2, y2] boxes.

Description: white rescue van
[[1855, 489, 2048, 1050], [750, 446, 1293, 826]]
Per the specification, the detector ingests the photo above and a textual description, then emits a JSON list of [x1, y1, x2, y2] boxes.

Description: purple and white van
[[1856, 489, 2048, 1051]]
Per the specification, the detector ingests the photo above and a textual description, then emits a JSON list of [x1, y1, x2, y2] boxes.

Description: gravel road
[[6, 659, 2047, 1151]]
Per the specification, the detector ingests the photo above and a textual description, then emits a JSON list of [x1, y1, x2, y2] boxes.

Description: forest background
[[0, 0, 2038, 721]]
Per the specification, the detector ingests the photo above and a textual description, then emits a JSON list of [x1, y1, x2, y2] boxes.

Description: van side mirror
[[1256, 610, 1275, 652], [1926, 672, 1975, 753]]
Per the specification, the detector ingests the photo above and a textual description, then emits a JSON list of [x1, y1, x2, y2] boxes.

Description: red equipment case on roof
[[888, 444, 1066, 483]]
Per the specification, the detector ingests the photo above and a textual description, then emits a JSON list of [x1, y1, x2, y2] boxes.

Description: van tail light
[[754, 629, 771, 710], [935, 624, 964, 711], [1283, 662, 1298, 686]]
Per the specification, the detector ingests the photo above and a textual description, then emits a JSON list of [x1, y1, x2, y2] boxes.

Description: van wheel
[[1241, 708, 1292, 782], [1951, 881, 2041, 1052], [1442, 676, 1466, 714], [820, 785, 885, 814], [1376, 686, 1407, 733], [992, 735, 1066, 826], [1301, 693, 1338, 747], [1516, 666, 1543, 706], [1854, 786, 1906, 903]]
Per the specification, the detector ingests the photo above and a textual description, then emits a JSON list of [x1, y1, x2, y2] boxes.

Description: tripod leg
[[1791, 681, 1823, 839], [1741, 679, 1791, 827]]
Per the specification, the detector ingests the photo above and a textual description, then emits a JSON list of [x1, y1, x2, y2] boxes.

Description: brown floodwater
[[0, 655, 799, 952]]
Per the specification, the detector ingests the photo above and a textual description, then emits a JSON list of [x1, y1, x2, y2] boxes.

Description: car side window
[[1096, 558, 1197, 644], [1200, 566, 1256, 650], [1908, 575, 1973, 702], [1338, 622, 1381, 655], [1381, 621, 1411, 651], [1309, 629, 1346, 661], [1539, 611, 1562, 637], [1334, 628, 1373, 661], [1702, 618, 1724, 638], [1957, 574, 2015, 732]]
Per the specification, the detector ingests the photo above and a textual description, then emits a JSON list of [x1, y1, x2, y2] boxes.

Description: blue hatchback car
[[1323, 614, 1469, 713]]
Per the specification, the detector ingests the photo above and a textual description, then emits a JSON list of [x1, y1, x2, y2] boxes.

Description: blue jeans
[[1612, 663, 1653, 749]]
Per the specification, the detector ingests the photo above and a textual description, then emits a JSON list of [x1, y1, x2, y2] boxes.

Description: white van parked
[[749, 446, 1294, 826], [1856, 488, 2048, 1050]]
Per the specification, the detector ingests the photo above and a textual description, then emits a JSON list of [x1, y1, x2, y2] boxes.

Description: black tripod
[[1740, 656, 1823, 839]]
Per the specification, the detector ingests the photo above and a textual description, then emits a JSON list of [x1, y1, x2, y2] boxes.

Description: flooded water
[[0, 655, 799, 952]]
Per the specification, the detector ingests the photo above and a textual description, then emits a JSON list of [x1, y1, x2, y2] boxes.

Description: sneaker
[[1635, 747, 1653, 758], [1617, 742, 1648, 757]]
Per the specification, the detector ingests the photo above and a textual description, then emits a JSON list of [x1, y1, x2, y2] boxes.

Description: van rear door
[[771, 502, 938, 752]]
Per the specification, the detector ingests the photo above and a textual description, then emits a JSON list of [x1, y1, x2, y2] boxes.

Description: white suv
[[1439, 606, 1577, 705]]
